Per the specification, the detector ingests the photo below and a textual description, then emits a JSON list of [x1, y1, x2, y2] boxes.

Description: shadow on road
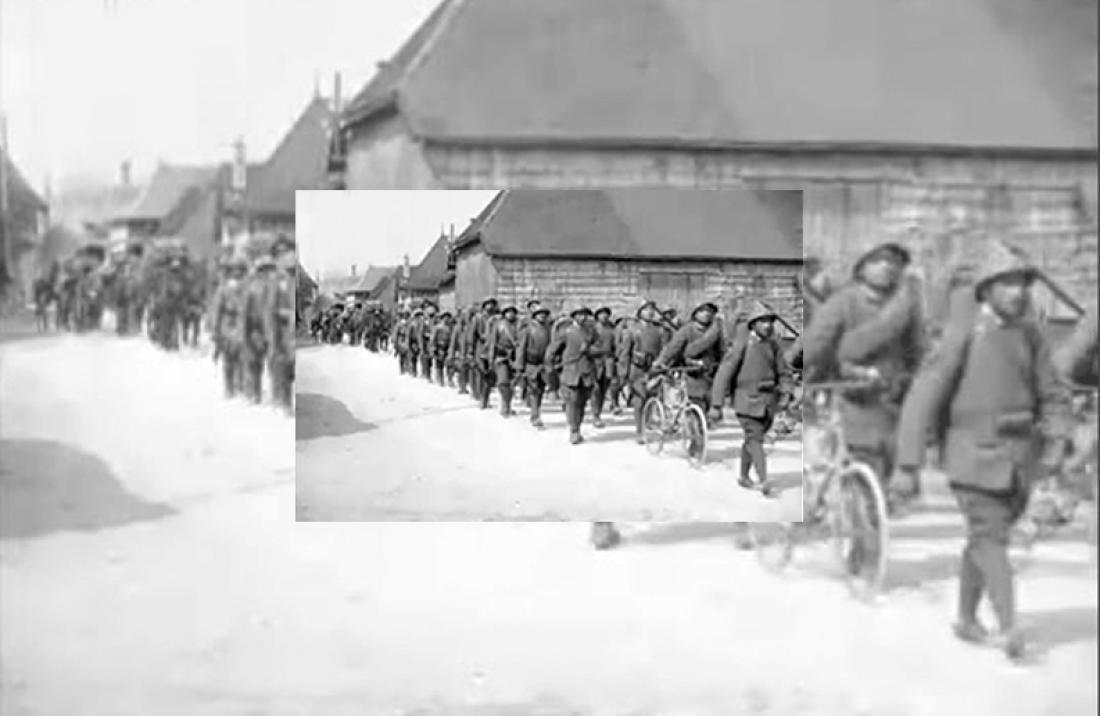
[[0, 438, 176, 539], [630, 521, 748, 547], [295, 392, 378, 441], [1024, 605, 1098, 652]]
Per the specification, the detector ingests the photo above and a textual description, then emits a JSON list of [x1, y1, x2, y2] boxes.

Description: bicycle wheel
[[591, 522, 621, 550], [828, 462, 889, 600], [682, 403, 708, 469], [749, 522, 794, 572], [642, 398, 667, 456]]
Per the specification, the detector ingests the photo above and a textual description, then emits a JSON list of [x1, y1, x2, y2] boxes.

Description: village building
[[335, 0, 1098, 318], [224, 93, 336, 240], [110, 163, 224, 258], [297, 261, 318, 325], [401, 233, 453, 310], [448, 189, 804, 329], [1, 147, 49, 306]]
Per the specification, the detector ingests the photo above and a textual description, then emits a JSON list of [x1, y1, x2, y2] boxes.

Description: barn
[[448, 189, 804, 328], [401, 233, 453, 310], [334, 0, 1098, 316]]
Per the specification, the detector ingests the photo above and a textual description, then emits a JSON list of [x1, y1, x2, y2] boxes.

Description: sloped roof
[[1, 148, 46, 211], [124, 163, 219, 221], [320, 274, 362, 296], [407, 234, 452, 290], [353, 265, 399, 293], [345, 0, 1097, 152], [458, 189, 802, 261], [245, 96, 335, 216], [298, 262, 318, 292]]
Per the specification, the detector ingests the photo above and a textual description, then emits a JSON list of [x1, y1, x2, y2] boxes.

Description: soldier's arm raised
[[655, 326, 687, 367], [802, 292, 847, 380], [684, 319, 721, 358]]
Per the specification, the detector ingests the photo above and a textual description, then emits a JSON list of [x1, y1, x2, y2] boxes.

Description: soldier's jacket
[[618, 320, 667, 377], [269, 270, 295, 357], [213, 278, 247, 346], [785, 336, 804, 372], [415, 316, 435, 354], [896, 301, 1071, 493], [431, 320, 453, 354], [711, 325, 794, 418], [590, 321, 617, 379], [393, 319, 409, 351], [446, 316, 465, 364], [1053, 300, 1099, 386], [545, 320, 597, 388], [488, 317, 519, 365], [656, 319, 724, 397], [244, 274, 274, 354], [405, 316, 425, 353], [515, 320, 552, 376], [471, 312, 496, 362]]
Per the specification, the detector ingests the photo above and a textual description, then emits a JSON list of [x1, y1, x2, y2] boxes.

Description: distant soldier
[[417, 301, 439, 380], [711, 300, 795, 492], [447, 308, 468, 393], [488, 304, 520, 416], [517, 300, 542, 402], [896, 241, 1071, 660], [609, 315, 633, 414], [430, 311, 455, 386], [548, 312, 572, 404], [213, 257, 249, 398], [243, 256, 277, 403], [803, 242, 926, 510], [393, 311, 410, 373], [268, 253, 296, 412], [403, 308, 424, 377], [470, 298, 500, 409], [546, 306, 598, 445], [588, 306, 617, 428], [516, 305, 552, 428], [619, 300, 669, 444]]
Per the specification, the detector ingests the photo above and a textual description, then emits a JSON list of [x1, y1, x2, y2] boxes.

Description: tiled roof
[[123, 163, 219, 221], [345, 0, 1097, 152], [406, 234, 452, 290], [460, 189, 802, 261], [245, 97, 334, 216]]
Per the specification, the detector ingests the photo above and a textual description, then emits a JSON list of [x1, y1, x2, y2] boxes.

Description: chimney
[[231, 137, 247, 193], [333, 72, 343, 114], [351, 264, 357, 277], [403, 253, 411, 279], [119, 161, 131, 186]]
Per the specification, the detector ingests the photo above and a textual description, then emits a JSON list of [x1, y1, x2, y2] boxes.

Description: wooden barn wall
[[344, 116, 443, 190], [486, 257, 803, 329], [802, 182, 1098, 322], [453, 244, 501, 308], [424, 145, 1097, 194]]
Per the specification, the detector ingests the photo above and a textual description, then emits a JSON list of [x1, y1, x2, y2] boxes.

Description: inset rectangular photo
[[295, 189, 805, 522]]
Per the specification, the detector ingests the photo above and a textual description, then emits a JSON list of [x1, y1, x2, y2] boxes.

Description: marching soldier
[[430, 311, 455, 386], [711, 300, 795, 492], [393, 311, 410, 373], [803, 241, 926, 510], [470, 298, 500, 409], [268, 252, 296, 413], [655, 300, 724, 416], [417, 301, 439, 380], [515, 304, 552, 428], [448, 307, 472, 394], [488, 305, 521, 416], [609, 315, 633, 415], [895, 241, 1071, 661], [405, 308, 425, 377], [587, 307, 617, 428], [618, 300, 669, 444], [545, 306, 598, 445], [213, 257, 248, 399], [548, 311, 572, 404], [243, 256, 277, 403], [518, 300, 542, 403]]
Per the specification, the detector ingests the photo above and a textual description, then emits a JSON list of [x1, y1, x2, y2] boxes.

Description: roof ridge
[[401, 0, 469, 97]]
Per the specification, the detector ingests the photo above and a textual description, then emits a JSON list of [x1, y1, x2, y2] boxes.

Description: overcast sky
[[297, 190, 499, 281], [1, 0, 439, 190]]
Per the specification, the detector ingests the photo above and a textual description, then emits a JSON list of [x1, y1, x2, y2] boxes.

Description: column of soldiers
[[379, 296, 798, 475], [310, 300, 391, 349], [211, 235, 297, 414], [798, 238, 1097, 662]]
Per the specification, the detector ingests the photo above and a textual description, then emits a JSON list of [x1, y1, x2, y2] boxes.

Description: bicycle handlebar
[[804, 379, 881, 393], [650, 362, 707, 377]]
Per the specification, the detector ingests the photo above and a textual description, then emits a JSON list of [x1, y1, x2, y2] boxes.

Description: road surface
[[296, 345, 803, 522], [3, 331, 1095, 715]]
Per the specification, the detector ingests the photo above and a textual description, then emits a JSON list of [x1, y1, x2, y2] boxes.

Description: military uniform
[[213, 258, 249, 398], [895, 242, 1070, 659], [243, 257, 277, 403], [803, 242, 925, 486], [516, 307, 552, 428], [470, 299, 499, 409], [588, 307, 617, 427], [268, 253, 296, 412], [618, 300, 669, 442], [488, 306, 520, 416], [546, 306, 598, 444], [431, 312, 454, 386], [711, 300, 794, 489], [656, 301, 724, 414]]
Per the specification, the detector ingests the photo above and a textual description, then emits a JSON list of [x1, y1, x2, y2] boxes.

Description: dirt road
[[2, 334, 1095, 715], [296, 345, 803, 522]]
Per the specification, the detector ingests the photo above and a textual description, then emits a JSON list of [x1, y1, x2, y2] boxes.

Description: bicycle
[[749, 379, 890, 601], [641, 363, 709, 469]]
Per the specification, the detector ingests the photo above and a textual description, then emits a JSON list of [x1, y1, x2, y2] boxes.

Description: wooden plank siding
[[452, 250, 802, 330], [803, 182, 1097, 322]]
